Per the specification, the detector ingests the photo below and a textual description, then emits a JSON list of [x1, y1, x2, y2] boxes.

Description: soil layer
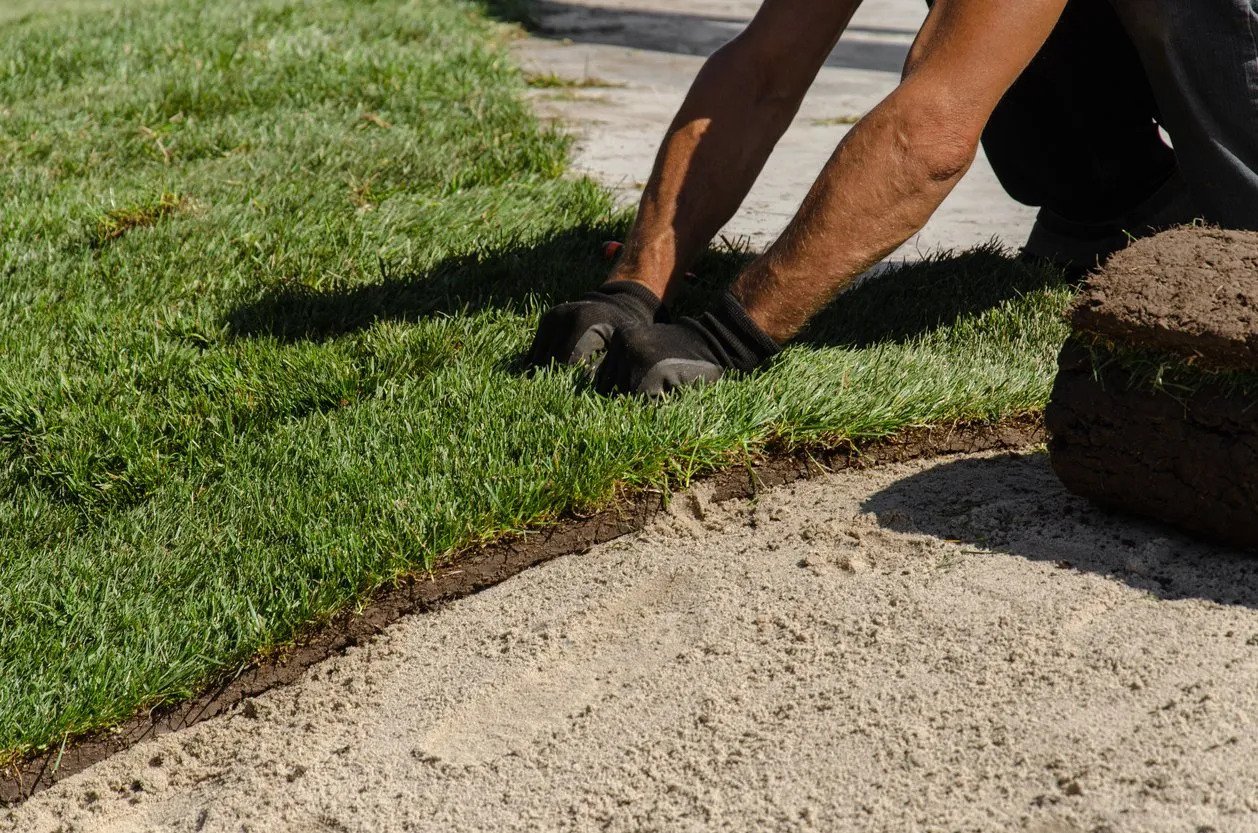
[[1046, 340, 1258, 549], [1071, 226, 1258, 371], [1, 418, 1042, 806]]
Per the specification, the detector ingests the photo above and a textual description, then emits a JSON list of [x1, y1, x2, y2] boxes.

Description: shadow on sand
[[861, 451, 1258, 609]]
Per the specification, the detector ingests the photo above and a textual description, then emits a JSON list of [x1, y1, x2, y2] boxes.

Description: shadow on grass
[[861, 452, 1258, 609], [225, 225, 1070, 349], [225, 226, 622, 342]]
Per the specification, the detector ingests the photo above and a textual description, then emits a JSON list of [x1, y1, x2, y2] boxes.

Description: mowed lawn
[[0, 0, 1071, 763]]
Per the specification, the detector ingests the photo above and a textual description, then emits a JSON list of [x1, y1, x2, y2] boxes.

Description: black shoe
[[1021, 168, 1200, 274]]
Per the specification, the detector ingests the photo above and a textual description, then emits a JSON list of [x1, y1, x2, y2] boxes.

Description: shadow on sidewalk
[[482, 0, 914, 74], [861, 452, 1258, 609]]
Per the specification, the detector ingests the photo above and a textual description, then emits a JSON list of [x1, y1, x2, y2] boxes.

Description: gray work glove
[[526, 280, 667, 367], [593, 292, 780, 397]]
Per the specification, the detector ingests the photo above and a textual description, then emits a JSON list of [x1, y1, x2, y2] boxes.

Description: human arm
[[609, 0, 864, 303], [595, 0, 1074, 395], [526, 0, 861, 367], [730, 0, 1073, 342]]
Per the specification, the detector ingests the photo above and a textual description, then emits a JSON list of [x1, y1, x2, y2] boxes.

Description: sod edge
[[0, 414, 1045, 806]]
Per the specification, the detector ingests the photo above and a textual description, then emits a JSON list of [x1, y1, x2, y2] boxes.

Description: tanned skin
[[608, 0, 1072, 343]]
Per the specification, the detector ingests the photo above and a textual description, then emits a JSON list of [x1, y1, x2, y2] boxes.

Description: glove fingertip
[[569, 325, 612, 365]]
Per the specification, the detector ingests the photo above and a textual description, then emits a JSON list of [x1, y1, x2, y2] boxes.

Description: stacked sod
[[1046, 227, 1258, 549]]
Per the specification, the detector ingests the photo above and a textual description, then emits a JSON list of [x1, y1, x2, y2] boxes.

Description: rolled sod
[[1045, 227, 1258, 549]]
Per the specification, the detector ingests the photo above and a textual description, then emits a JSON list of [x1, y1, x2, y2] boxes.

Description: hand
[[526, 280, 666, 367], [594, 292, 780, 397]]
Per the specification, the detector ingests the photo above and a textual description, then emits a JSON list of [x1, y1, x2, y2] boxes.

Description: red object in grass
[[602, 240, 698, 281]]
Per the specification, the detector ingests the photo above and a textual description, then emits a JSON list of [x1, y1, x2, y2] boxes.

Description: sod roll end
[[1046, 227, 1258, 550]]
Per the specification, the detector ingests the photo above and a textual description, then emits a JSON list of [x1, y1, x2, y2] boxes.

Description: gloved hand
[[526, 280, 667, 367], [594, 292, 780, 397]]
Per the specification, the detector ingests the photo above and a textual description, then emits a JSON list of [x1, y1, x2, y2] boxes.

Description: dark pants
[[977, 0, 1258, 229]]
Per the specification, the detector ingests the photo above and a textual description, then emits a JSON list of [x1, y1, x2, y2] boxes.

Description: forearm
[[609, 0, 865, 301], [732, 84, 976, 341], [608, 43, 807, 301], [726, 0, 1073, 344]]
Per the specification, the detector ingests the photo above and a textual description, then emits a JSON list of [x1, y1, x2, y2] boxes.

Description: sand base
[[8, 451, 1258, 833]]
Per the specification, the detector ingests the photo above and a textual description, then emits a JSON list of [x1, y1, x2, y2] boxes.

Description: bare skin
[[609, 0, 1072, 343]]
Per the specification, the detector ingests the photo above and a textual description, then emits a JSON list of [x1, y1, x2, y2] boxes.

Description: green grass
[[92, 191, 187, 247], [524, 71, 623, 89], [0, 0, 1073, 764], [1074, 336, 1258, 399]]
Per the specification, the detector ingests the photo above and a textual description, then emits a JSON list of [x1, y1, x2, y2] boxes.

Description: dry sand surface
[[9, 450, 1258, 833]]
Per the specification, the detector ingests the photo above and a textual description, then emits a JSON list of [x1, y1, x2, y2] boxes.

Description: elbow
[[913, 131, 978, 184], [889, 95, 982, 185]]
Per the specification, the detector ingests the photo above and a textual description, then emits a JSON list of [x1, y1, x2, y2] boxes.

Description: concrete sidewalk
[[512, 0, 1037, 255]]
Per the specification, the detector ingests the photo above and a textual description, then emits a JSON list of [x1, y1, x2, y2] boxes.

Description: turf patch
[[92, 192, 186, 247], [1047, 228, 1258, 549], [0, 0, 1071, 765]]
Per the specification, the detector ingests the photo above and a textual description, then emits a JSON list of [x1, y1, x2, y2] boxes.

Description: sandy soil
[[9, 450, 1258, 832]]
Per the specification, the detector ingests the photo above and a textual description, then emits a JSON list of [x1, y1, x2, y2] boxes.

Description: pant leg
[[979, 0, 1177, 223], [1110, 0, 1258, 229]]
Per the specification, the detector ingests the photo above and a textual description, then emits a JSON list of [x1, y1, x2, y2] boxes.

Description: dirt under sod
[[1047, 227, 1258, 550]]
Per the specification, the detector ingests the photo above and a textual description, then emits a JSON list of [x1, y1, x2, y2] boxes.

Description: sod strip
[[0, 0, 1072, 765]]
